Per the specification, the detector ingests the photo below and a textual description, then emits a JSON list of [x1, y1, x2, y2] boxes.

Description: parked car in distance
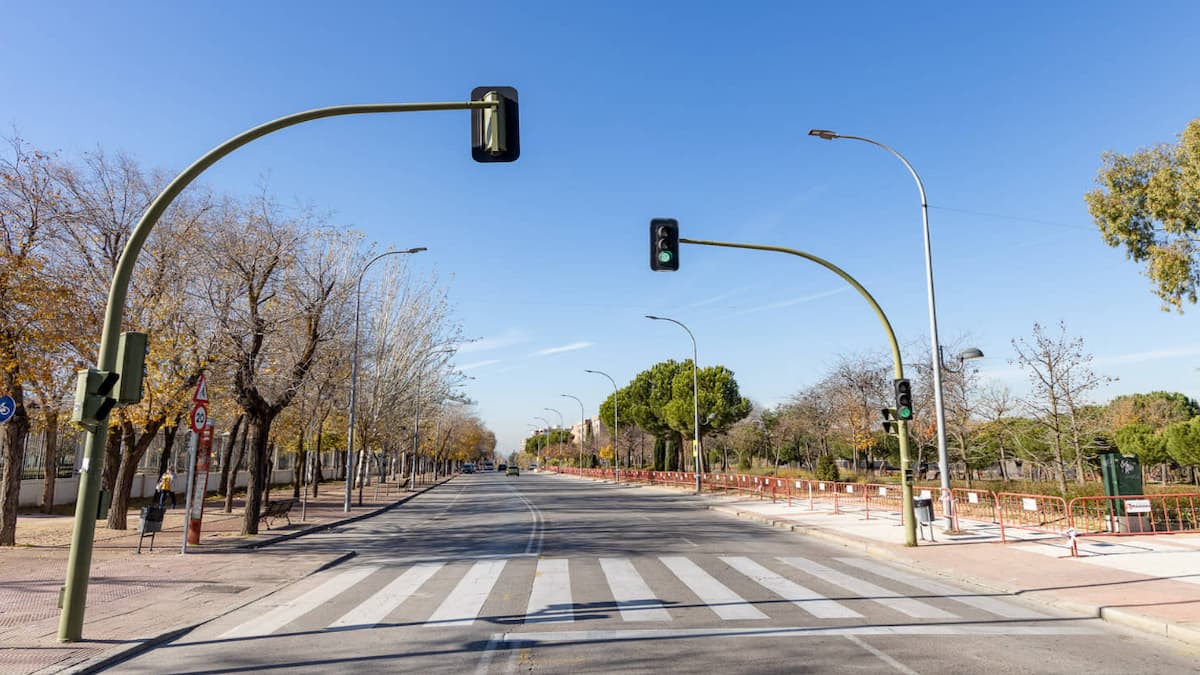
[[498, 463, 507, 471], [483, 462, 495, 472], [463, 463, 475, 474], [506, 466, 520, 476]]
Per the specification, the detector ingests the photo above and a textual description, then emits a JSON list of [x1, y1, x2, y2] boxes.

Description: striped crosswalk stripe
[[525, 559, 574, 624], [778, 557, 957, 619], [835, 558, 1048, 619], [719, 557, 861, 619], [660, 556, 767, 620], [220, 565, 380, 638], [330, 562, 444, 629], [425, 560, 508, 627], [599, 558, 673, 622]]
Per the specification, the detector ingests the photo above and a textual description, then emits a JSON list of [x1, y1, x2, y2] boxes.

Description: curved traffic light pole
[[59, 98, 501, 643], [680, 237, 918, 547]]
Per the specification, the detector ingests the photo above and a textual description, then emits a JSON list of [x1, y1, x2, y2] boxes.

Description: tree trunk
[[0, 382, 29, 546], [292, 429, 305, 500], [157, 420, 180, 479], [224, 430, 247, 514], [218, 415, 244, 498], [101, 420, 122, 493], [40, 412, 59, 513], [106, 418, 166, 530], [312, 428, 324, 498], [240, 410, 275, 535]]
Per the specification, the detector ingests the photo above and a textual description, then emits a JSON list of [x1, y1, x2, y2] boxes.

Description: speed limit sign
[[190, 403, 208, 433]]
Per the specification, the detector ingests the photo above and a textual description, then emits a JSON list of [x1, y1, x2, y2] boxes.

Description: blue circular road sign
[[0, 396, 15, 424]]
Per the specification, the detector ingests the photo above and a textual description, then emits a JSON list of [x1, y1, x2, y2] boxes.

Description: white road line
[[599, 558, 673, 622], [778, 557, 958, 620], [659, 556, 768, 620], [219, 565, 380, 638], [720, 557, 861, 619], [846, 635, 921, 675], [525, 559, 574, 624], [329, 562, 444, 629], [425, 560, 508, 627], [836, 558, 1049, 620], [497, 625, 1099, 642]]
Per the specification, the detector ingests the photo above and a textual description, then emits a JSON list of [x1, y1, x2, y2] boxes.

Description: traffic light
[[894, 378, 913, 420], [650, 218, 680, 271], [71, 368, 120, 432], [115, 332, 148, 406], [470, 86, 520, 162], [881, 408, 898, 435]]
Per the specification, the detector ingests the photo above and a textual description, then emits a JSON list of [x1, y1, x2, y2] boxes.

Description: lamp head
[[404, 247, 428, 254], [808, 129, 839, 140], [959, 347, 985, 361]]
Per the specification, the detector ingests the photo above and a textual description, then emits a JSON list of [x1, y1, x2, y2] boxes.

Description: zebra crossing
[[214, 553, 1055, 640]]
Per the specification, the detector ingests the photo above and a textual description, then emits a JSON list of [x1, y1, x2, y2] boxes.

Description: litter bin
[[139, 505, 164, 533], [913, 498, 934, 524], [137, 505, 165, 554]]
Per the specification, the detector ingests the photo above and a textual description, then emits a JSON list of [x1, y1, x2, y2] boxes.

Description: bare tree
[[1012, 322, 1112, 494]]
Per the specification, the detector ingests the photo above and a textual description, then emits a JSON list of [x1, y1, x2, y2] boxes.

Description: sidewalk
[[0, 474, 451, 674], [566, 473, 1200, 649]]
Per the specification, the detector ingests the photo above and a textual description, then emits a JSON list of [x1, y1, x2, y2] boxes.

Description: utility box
[[1098, 451, 1143, 516]]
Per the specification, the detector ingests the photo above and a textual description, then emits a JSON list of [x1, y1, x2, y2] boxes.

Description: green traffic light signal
[[894, 379, 913, 421], [650, 218, 679, 271]]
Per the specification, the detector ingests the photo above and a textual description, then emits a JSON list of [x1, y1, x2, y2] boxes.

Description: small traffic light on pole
[[894, 379, 913, 421], [71, 369, 120, 432], [471, 87, 520, 162], [650, 218, 680, 271], [881, 408, 898, 435]]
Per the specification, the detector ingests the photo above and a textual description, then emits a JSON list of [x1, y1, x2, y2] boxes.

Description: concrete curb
[[65, 479, 455, 674]]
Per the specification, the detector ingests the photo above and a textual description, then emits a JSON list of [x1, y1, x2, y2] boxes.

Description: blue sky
[[5, 1, 1200, 452]]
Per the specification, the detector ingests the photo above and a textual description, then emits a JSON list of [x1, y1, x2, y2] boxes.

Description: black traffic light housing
[[650, 218, 680, 271], [471, 86, 520, 163], [894, 379, 913, 420], [881, 408, 898, 435]]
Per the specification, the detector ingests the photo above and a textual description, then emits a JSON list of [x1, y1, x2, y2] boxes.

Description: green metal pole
[[680, 237, 917, 546], [58, 98, 497, 643]]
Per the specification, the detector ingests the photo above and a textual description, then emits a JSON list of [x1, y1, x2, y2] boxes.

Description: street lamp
[[808, 128, 955, 528], [585, 369, 620, 484], [544, 407, 563, 469], [561, 394, 586, 473], [534, 416, 551, 470], [941, 347, 984, 373], [346, 247, 427, 512], [645, 315, 702, 495]]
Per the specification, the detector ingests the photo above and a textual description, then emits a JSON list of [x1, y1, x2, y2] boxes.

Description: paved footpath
[[563, 473, 1200, 651], [0, 475, 449, 674]]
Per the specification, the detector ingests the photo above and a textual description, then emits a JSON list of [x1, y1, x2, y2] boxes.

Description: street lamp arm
[[807, 131, 927, 207]]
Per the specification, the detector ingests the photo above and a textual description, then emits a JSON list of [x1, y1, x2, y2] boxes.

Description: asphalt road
[[114, 472, 1199, 674]]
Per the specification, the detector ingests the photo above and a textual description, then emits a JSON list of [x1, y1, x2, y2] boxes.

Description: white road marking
[[720, 556, 861, 619], [329, 562, 444, 629], [846, 634, 921, 675], [779, 557, 958, 620], [525, 559, 574, 624], [497, 625, 1099, 642], [599, 558, 673, 622], [425, 560, 508, 627], [836, 557, 1049, 619], [219, 565, 380, 638], [660, 556, 768, 620]]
